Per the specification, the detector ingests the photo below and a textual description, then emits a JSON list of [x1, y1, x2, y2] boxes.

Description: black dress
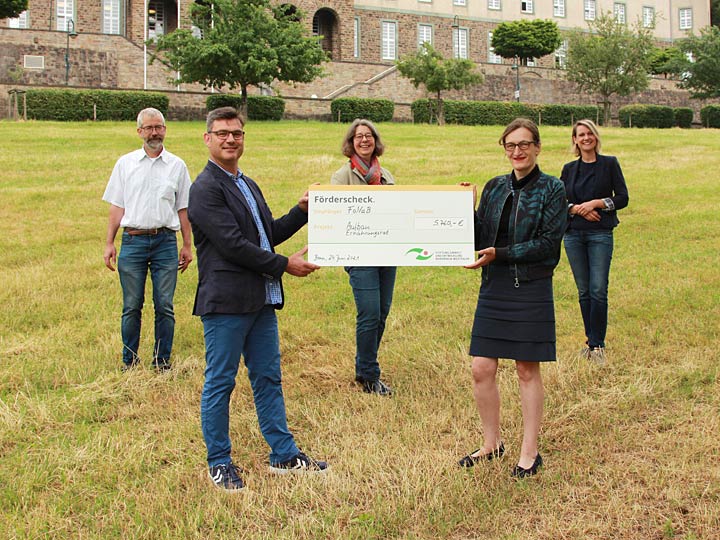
[[469, 171, 557, 362]]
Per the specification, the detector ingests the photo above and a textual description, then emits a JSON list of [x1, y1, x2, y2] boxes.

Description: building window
[[8, 10, 29, 28], [454, 0, 467, 6], [453, 27, 468, 59], [613, 3, 626, 24], [102, 0, 121, 34], [555, 39, 568, 68], [642, 6, 655, 28], [418, 0, 432, 3], [584, 0, 596, 21], [679, 8, 693, 30], [488, 32, 503, 64], [57, 0, 74, 31], [553, 0, 565, 17], [418, 24, 433, 47], [488, 0, 501, 10], [521, 1, 533, 14], [381, 21, 397, 60], [354, 17, 360, 58], [148, 0, 166, 38]]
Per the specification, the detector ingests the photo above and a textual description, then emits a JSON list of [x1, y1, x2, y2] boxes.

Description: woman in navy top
[[560, 119, 629, 365]]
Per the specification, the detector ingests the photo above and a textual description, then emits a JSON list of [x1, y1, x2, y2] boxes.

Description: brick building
[[0, 1, 712, 119]]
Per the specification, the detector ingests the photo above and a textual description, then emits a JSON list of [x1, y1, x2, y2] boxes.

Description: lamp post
[[451, 15, 459, 58], [511, 56, 520, 102], [64, 19, 78, 85]]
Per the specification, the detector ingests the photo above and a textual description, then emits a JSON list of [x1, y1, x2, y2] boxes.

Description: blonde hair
[[571, 119, 602, 157]]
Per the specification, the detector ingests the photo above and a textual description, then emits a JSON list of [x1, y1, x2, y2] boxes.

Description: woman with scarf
[[331, 119, 395, 396]]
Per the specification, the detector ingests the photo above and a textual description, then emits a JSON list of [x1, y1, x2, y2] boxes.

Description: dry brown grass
[[0, 120, 718, 539]]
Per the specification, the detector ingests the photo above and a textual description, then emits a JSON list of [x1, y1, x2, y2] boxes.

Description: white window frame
[[354, 17, 360, 58], [418, 24, 433, 47], [9, 10, 29, 28], [381, 20, 397, 61], [555, 39, 568, 69], [453, 27, 468, 59], [613, 3, 626, 24], [102, 0, 121, 35], [584, 0, 596, 21], [488, 31, 503, 64], [642, 6, 655, 28], [57, 0, 74, 31], [679, 8, 692, 30], [521, 0, 533, 14], [488, 0, 502, 10], [553, 0, 565, 18]]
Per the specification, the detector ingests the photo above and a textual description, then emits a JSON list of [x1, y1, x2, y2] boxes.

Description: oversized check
[[308, 185, 475, 266]]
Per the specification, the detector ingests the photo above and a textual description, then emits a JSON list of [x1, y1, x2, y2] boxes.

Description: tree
[[565, 12, 654, 125], [675, 26, 720, 99], [712, 0, 720, 27], [396, 42, 483, 125], [491, 19, 562, 65], [0, 0, 28, 19], [648, 46, 687, 78], [150, 0, 326, 117]]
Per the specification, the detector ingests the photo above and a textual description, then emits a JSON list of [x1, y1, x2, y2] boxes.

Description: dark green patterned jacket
[[474, 168, 567, 285]]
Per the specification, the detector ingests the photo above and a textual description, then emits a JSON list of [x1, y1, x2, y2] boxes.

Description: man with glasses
[[102, 107, 192, 372], [188, 107, 327, 492]]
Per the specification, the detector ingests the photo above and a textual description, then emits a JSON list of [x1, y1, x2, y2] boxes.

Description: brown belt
[[124, 227, 176, 236]]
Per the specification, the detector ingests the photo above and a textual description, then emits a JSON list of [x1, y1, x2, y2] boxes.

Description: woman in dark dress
[[459, 119, 566, 478], [561, 119, 629, 365]]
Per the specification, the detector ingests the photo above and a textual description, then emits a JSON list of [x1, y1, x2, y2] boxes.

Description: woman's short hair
[[498, 118, 541, 147], [571, 119, 602, 156], [341, 119, 385, 159]]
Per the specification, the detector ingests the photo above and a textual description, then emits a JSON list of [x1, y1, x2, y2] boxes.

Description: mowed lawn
[[0, 120, 718, 540]]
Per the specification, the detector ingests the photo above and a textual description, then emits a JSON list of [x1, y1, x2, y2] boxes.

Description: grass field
[[0, 120, 718, 540]]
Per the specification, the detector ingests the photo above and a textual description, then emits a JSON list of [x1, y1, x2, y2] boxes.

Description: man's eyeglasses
[[502, 141, 535, 152], [208, 130, 245, 140], [354, 133, 374, 141], [140, 125, 166, 133]]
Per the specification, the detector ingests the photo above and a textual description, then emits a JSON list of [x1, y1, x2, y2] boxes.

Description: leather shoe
[[511, 453, 543, 478], [458, 442, 505, 467], [359, 379, 393, 396]]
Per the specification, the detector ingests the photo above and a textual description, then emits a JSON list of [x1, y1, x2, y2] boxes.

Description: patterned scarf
[[350, 154, 382, 185]]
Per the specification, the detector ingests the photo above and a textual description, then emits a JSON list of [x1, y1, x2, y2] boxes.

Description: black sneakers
[[359, 379, 393, 396], [269, 452, 329, 475], [208, 461, 245, 492]]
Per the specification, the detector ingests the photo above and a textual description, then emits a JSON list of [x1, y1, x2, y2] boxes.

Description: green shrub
[[700, 105, 720, 128], [618, 104, 674, 128], [673, 107, 694, 128], [412, 99, 599, 126], [25, 89, 168, 121], [205, 95, 285, 121], [330, 98, 394, 123]]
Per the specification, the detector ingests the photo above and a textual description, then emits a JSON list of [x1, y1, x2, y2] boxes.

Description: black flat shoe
[[511, 453, 543, 478], [458, 442, 505, 468]]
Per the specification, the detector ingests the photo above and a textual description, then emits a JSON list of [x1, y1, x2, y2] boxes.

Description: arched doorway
[[312, 9, 338, 60]]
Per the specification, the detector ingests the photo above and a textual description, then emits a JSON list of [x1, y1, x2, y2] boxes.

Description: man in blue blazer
[[189, 107, 327, 492]]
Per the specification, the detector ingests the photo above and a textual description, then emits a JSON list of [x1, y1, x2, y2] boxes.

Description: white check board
[[308, 185, 475, 266]]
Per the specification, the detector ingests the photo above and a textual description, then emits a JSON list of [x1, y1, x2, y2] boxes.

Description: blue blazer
[[560, 154, 629, 229], [188, 161, 308, 316]]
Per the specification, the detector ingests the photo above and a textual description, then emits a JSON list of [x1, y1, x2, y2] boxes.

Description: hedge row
[[330, 98, 394, 123], [700, 105, 720, 128], [618, 105, 675, 128], [411, 99, 600, 126], [206, 95, 285, 121], [24, 89, 169, 121]]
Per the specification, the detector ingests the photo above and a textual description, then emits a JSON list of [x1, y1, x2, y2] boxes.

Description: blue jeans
[[345, 266, 397, 382], [563, 230, 614, 349], [117, 231, 178, 366], [200, 308, 298, 467]]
